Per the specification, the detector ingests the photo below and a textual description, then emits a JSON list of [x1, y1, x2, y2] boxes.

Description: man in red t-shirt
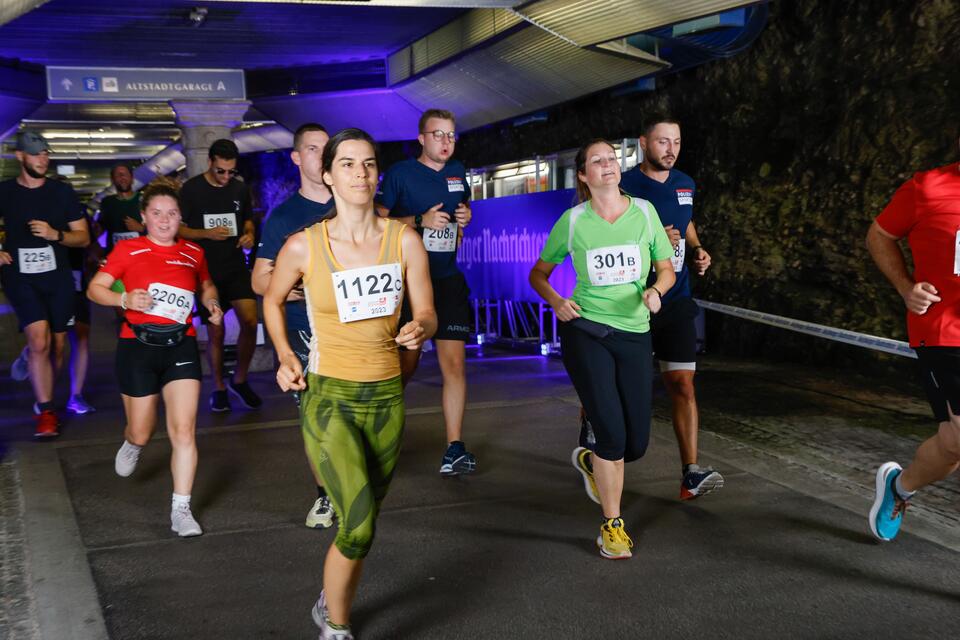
[[865, 153, 960, 542]]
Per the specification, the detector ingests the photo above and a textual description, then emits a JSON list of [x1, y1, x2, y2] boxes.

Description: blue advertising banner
[[46, 67, 246, 101], [458, 189, 578, 304]]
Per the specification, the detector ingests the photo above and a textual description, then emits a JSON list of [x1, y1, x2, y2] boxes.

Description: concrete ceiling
[[0, 1, 768, 198]]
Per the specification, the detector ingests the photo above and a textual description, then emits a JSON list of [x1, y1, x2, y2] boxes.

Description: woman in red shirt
[[88, 178, 222, 537]]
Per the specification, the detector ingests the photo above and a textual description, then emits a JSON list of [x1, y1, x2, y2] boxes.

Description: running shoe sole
[[209, 395, 231, 413], [868, 461, 901, 541], [680, 471, 725, 501], [596, 535, 632, 560], [571, 447, 600, 504]]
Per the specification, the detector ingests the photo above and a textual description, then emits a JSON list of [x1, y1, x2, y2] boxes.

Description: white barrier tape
[[695, 299, 917, 359]]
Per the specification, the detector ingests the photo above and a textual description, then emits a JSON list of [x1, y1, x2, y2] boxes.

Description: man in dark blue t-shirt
[[252, 123, 335, 530], [376, 108, 476, 477], [0, 131, 90, 437], [617, 114, 723, 501]]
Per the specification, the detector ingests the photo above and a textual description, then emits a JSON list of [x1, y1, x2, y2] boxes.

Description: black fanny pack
[[568, 317, 615, 339], [128, 322, 189, 347]]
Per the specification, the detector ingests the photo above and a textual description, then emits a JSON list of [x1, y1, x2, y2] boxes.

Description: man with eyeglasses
[[377, 108, 476, 477], [179, 138, 261, 412]]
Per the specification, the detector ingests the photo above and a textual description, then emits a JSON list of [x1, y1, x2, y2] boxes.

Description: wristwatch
[[414, 214, 423, 230], [57, 229, 64, 243]]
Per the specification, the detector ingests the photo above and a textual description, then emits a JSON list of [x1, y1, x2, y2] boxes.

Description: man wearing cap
[[0, 131, 90, 437]]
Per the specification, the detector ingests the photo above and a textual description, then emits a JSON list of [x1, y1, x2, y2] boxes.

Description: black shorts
[[650, 296, 699, 368], [115, 336, 203, 397], [198, 267, 256, 323], [400, 272, 472, 341], [71, 292, 91, 326], [915, 347, 960, 422], [1, 270, 75, 332]]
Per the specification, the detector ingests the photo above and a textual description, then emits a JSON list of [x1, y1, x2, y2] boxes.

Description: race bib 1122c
[[331, 262, 403, 323]]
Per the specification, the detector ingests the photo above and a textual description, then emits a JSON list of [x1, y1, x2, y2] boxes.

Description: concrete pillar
[[169, 100, 251, 178]]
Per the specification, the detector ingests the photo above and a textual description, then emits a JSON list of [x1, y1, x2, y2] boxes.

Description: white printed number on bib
[[146, 283, 194, 324], [332, 263, 403, 323], [671, 239, 686, 273], [585, 245, 643, 286], [202, 213, 238, 237], [18, 246, 56, 275], [423, 222, 458, 252]]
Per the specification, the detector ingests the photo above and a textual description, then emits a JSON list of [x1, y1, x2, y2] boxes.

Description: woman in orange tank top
[[263, 128, 436, 640]]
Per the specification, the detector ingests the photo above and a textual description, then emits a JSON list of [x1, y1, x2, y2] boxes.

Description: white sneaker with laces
[[114, 441, 141, 477], [311, 591, 353, 640], [171, 504, 203, 537], [306, 495, 334, 529]]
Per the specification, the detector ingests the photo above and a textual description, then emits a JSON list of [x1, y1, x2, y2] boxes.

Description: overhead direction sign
[[46, 67, 246, 102]]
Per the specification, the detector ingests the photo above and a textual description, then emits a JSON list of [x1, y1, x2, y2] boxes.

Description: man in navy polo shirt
[[617, 114, 723, 500], [376, 108, 476, 477], [0, 131, 90, 437], [252, 123, 335, 529]]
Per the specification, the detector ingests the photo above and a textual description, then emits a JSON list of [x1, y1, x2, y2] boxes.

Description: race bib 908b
[[332, 263, 403, 323], [585, 244, 643, 286], [202, 213, 238, 237]]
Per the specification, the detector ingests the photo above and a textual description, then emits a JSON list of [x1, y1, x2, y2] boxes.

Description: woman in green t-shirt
[[529, 139, 675, 560]]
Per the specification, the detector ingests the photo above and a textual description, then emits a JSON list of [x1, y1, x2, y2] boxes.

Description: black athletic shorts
[[71, 292, 91, 326], [115, 336, 202, 397], [1, 270, 75, 332], [198, 267, 256, 323], [650, 296, 699, 367], [400, 271, 472, 342], [915, 346, 960, 422]]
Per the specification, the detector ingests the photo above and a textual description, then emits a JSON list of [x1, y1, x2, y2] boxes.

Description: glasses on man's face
[[423, 130, 457, 142], [214, 168, 239, 176]]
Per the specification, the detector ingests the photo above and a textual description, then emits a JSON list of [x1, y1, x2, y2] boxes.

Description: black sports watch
[[414, 214, 423, 230], [57, 229, 64, 243]]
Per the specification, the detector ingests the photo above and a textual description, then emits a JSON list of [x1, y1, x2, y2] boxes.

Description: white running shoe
[[114, 442, 141, 477], [171, 504, 203, 537], [312, 591, 354, 640], [306, 496, 334, 529]]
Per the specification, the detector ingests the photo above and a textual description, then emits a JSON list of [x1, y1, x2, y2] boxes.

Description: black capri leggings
[[559, 321, 653, 463]]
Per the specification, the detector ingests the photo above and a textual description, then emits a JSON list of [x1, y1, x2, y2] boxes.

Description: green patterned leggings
[[300, 373, 405, 560]]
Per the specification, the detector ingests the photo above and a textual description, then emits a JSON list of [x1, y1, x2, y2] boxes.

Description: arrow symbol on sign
[[61, 78, 73, 91]]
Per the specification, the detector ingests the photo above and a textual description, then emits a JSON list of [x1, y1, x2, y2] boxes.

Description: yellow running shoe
[[571, 447, 600, 504], [597, 517, 633, 559]]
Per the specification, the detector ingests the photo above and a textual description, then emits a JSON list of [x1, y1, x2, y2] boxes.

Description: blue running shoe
[[439, 441, 476, 477], [681, 466, 724, 500], [869, 461, 908, 542]]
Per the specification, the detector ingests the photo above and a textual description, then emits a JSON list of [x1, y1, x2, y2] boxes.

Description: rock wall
[[453, 0, 960, 368]]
